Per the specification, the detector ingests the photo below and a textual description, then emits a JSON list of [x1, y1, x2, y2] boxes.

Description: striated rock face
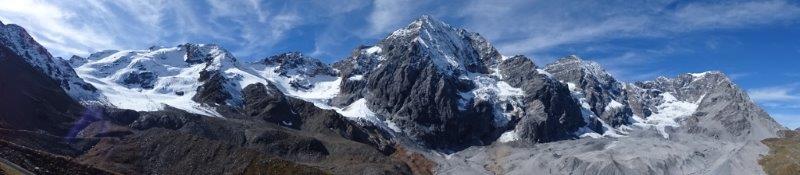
[[341, 16, 503, 149], [498, 56, 585, 143], [545, 56, 634, 129]]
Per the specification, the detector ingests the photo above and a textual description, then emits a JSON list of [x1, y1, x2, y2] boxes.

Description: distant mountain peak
[[179, 43, 237, 67], [389, 15, 455, 39], [258, 52, 336, 77]]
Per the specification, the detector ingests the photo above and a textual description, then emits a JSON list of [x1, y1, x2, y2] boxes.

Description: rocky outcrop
[[545, 56, 633, 128], [498, 56, 586, 142], [193, 70, 234, 106], [242, 83, 300, 128]]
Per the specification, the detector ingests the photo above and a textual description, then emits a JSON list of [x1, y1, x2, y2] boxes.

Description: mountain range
[[0, 15, 795, 175]]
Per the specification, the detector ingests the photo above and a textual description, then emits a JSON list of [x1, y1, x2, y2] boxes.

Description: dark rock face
[[498, 56, 586, 142], [182, 43, 235, 65], [242, 83, 300, 129], [68, 55, 88, 67], [545, 56, 634, 128], [121, 71, 156, 89], [193, 70, 233, 106], [285, 98, 396, 155], [365, 51, 493, 149], [0, 44, 83, 135], [0, 21, 100, 101], [359, 17, 502, 150], [333, 46, 383, 77], [331, 46, 382, 106]]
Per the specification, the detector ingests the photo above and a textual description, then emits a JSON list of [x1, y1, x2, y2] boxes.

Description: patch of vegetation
[[760, 130, 800, 175]]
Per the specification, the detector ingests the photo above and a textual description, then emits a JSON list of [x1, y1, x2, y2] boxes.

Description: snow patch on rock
[[605, 100, 624, 111], [568, 82, 625, 138], [365, 46, 382, 54], [498, 130, 520, 143], [536, 69, 553, 78], [348, 74, 364, 81], [459, 73, 524, 127], [254, 65, 341, 105], [632, 92, 702, 138]]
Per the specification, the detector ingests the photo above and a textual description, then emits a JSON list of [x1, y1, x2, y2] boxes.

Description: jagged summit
[[257, 52, 336, 77], [388, 15, 456, 38], [548, 55, 617, 85], [379, 15, 502, 75]]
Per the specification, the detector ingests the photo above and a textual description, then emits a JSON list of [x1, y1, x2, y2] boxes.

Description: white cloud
[[0, 0, 120, 56], [749, 84, 800, 102], [0, 0, 317, 59], [671, 1, 800, 30], [365, 0, 419, 37], [771, 113, 800, 129], [455, 0, 800, 56]]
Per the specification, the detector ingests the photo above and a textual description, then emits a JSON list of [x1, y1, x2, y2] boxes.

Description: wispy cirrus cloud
[[0, 0, 120, 56], [771, 113, 800, 129], [749, 84, 800, 124], [750, 84, 800, 102], [0, 0, 314, 59], [455, 0, 800, 56], [364, 0, 425, 38]]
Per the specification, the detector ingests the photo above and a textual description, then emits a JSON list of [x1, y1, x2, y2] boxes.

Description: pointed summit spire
[[389, 15, 458, 39], [381, 15, 501, 74], [412, 15, 450, 29]]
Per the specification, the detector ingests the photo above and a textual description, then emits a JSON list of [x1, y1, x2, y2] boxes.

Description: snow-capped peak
[[389, 15, 453, 39], [383, 15, 501, 75], [257, 52, 336, 77], [180, 43, 239, 70], [688, 71, 725, 81]]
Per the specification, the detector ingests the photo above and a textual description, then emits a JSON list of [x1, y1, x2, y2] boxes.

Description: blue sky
[[1, 0, 799, 128]]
